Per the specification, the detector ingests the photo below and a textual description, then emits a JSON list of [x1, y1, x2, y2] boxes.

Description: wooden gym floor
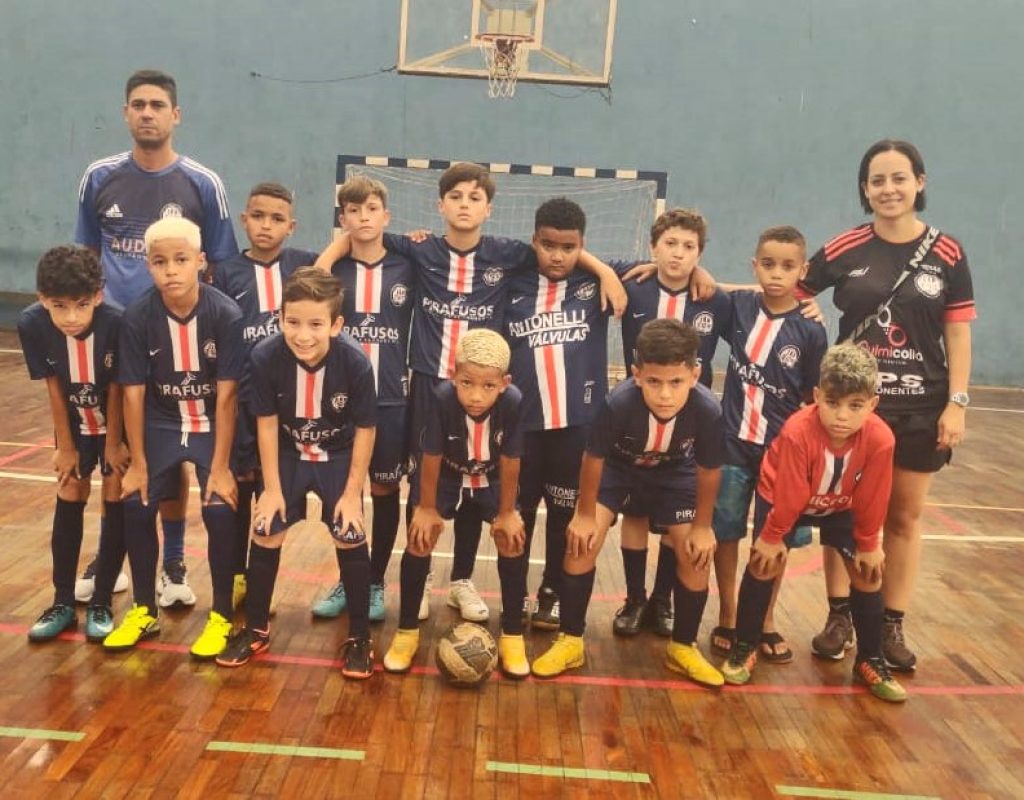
[[0, 329, 1021, 799]]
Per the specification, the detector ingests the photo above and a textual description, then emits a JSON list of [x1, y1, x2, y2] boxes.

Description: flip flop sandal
[[759, 631, 794, 664], [710, 625, 736, 656]]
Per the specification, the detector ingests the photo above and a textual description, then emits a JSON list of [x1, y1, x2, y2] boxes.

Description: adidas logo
[[104, 204, 123, 219]]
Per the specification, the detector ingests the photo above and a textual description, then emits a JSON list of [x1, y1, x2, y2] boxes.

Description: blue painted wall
[[2, 1, 1019, 384]]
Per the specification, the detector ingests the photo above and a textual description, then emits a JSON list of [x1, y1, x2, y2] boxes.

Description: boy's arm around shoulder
[[576, 250, 627, 317]]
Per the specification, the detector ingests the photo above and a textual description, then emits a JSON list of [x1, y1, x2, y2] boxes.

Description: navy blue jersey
[[76, 153, 238, 307], [212, 247, 319, 350], [721, 291, 828, 451], [614, 265, 732, 386], [332, 252, 415, 406], [384, 233, 531, 378], [587, 379, 724, 473], [249, 333, 377, 462], [505, 264, 608, 432], [18, 302, 122, 436], [802, 224, 977, 414], [423, 382, 523, 489], [119, 285, 245, 434]]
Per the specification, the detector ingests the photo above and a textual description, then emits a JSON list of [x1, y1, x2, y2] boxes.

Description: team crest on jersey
[[914, 272, 942, 299], [160, 203, 184, 219], [104, 351, 114, 370], [575, 281, 597, 301], [390, 283, 409, 307], [777, 345, 801, 369], [482, 267, 503, 287], [329, 392, 348, 412], [202, 339, 217, 360], [691, 311, 714, 334]]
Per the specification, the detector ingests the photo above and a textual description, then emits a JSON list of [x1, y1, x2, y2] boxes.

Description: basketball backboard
[[398, 0, 618, 87]]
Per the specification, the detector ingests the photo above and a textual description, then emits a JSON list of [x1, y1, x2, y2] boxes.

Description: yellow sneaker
[[531, 633, 585, 678], [103, 604, 160, 652], [666, 641, 724, 687], [232, 573, 247, 611], [190, 611, 232, 661], [383, 628, 420, 673], [498, 634, 530, 679]]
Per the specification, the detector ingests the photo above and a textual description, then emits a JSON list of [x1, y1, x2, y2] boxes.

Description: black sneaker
[[521, 595, 535, 627], [643, 594, 674, 638], [215, 627, 270, 667], [532, 586, 560, 630], [341, 637, 374, 680], [882, 619, 917, 672], [612, 596, 647, 637], [811, 611, 854, 660]]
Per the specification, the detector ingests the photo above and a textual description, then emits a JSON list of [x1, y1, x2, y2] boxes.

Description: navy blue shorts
[[233, 400, 259, 476], [407, 371, 445, 473], [142, 427, 219, 502], [519, 425, 587, 513], [258, 452, 354, 536], [752, 493, 856, 559], [599, 462, 696, 529], [409, 473, 499, 523], [68, 430, 112, 478], [370, 404, 409, 486]]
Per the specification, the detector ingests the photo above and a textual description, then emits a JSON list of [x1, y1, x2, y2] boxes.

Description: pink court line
[[0, 438, 52, 468], [3, 622, 1021, 697]]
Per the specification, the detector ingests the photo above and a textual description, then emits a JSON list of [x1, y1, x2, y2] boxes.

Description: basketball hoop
[[475, 33, 532, 98]]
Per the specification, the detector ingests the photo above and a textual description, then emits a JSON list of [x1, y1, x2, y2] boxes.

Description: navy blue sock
[[92, 501, 126, 607], [369, 492, 400, 585], [735, 570, 775, 647], [339, 544, 371, 639], [559, 570, 596, 637], [201, 501, 237, 618], [854, 589, 885, 661], [334, 544, 346, 583], [672, 582, 709, 645], [398, 552, 430, 629], [519, 505, 538, 601], [161, 517, 185, 565], [542, 506, 572, 593], [52, 498, 86, 606], [245, 543, 280, 632], [651, 542, 677, 600], [829, 595, 852, 616], [451, 501, 482, 581], [498, 554, 527, 635], [125, 496, 160, 612], [234, 480, 255, 574], [621, 547, 648, 602]]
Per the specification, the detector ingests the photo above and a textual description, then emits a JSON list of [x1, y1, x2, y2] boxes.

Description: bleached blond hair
[[455, 329, 510, 372], [144, 217, 201, 252]]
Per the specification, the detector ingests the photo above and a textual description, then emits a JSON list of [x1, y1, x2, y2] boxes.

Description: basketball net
[[477, 34, 531, 98]]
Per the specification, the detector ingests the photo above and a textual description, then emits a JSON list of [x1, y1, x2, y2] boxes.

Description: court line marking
[[0, 725, 85, 742], [776, 786, 940, 800], [206, 740, 364, 760], [486, 760, 650, 783]]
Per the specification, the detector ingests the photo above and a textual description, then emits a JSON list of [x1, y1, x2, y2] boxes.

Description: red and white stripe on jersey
[[254, 263, 283, 313], [658, 288, 687, 322], [804, 450, 849, 517], [933, 234, 962, 267], [295, 365, 326, 462], [438, 252, 476, 378], [645, 414, 676, 455], [463, 414, 492, 490], [65, 334, 105, 435], [534, 276, 569, 430], [167, 317, 209, 433], [740, 311, 785, 444], [355, 262, 382, 389], [824, 225, 873, 262]]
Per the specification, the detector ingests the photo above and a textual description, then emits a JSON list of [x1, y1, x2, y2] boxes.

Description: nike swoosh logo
[[632, 312, 646, 319], [235, 290, 249, 300], [149, 349, 161, 356], [511, 296, 525, 304], [447, 434, 461, 441]]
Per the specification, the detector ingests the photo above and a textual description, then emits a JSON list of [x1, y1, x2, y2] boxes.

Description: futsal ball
[[435, 622, 498, 687]]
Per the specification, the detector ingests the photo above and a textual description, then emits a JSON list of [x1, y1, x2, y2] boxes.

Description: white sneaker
[[446, 578, 489, 622], [418, 569, 433, 621], [157, 560, 197, 608], [74, 558, 130, 603]]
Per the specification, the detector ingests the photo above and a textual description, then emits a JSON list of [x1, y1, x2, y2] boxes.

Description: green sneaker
[[721, 640, 758, 686], [28, 604, 77, 642], [103, 604, 160, 651], [368, 583, 386, 622], [84, 604, 114, 642], [854, 656, 908, 703], [311, 582, 347, 618]]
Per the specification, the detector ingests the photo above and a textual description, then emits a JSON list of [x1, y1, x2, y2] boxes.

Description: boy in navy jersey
[[532, 319, 726, 686], [310, 176, 414, 624], [316, 163, 625, 624], [721, 345, 906, 702], [217, 268, 378, 678], [104, 218, 245, 660], [611, 209, 732, 638], [709, 226, 827, 663], [505, 198, 609, 631], [213, 182, 319, 608], [18, 246, 129, 643], [382, 330, 529, 678]]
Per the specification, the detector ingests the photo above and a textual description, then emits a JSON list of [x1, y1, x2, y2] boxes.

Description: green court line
[[486, 760, 651, 783], [206, 741, 364, 760], [0, 726, 85, 742], [776, 785, 941, 800]]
